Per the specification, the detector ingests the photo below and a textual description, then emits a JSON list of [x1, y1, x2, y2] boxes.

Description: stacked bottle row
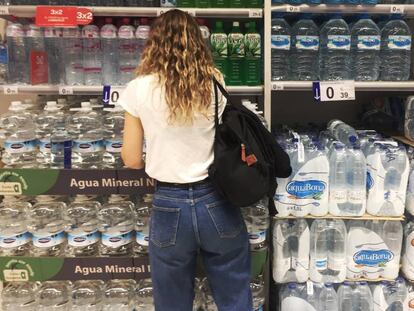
[[279, 278, 412, 311], [272, 0, 413, 4], [275, 121, 409, 217], [273, 218, 403, 283], [271, 14, 412, 81]]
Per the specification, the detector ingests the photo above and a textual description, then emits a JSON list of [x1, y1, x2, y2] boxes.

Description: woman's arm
[[121, 112, 145, 169]]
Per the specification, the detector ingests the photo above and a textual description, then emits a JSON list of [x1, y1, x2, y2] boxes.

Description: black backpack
[[208, 77, 292, 216]]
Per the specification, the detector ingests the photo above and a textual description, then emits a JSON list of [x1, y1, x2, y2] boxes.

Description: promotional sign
[[36, 6, 93, 27]]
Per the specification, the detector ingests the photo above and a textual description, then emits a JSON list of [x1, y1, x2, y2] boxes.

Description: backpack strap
[[212, 76, 230, 99]]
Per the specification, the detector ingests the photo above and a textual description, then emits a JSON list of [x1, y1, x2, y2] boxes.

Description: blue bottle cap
[[288, 283, 297, 289], [325, 283, 333, 288], [349, 135, 358, 144]]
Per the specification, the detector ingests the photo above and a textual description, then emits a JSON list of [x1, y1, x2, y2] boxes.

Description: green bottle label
[[228, 33, 244, 58], [245, 33, 261, 58], [211, 33, 228, 58]]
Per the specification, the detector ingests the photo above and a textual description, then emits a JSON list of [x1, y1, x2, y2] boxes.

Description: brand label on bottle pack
[[245, 33, 261, 58], [211, 33, 228, 58], [329, 189, 347, 204], [5, 139, 37, 154], [296, 35, 319, 50], [353, 249, 394, 266], [104, 139, 123, 153], [102, 231, 133, 248], [68, 230, 100, 247], [357, 35, 380, 50], [38, 138, 51, 153], [73, 139, 104, 153], [32, 231, 65, 248], [271, 35, 291, 50], [286, 180, 327, 199], [136, 231, 149, 247], [249, 230, 266, 245], [348, 190, 365, 204], [0, 232, 31, 248], [327, 35, 351, 50], [388, 35, 412, 50], [228, 33, 245, 57]]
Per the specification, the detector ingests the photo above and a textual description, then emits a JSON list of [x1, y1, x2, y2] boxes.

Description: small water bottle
[[101, 18, 119, 86], [6, 22, 29, 84], [62, 27, 84, 85], [82, 25, 102, 85]]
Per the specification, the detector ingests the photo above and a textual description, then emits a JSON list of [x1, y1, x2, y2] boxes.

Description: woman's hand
[[121, 112, 145, 169]]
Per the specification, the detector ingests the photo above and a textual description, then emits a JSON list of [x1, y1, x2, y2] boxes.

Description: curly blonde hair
[[136, 9, 222, 124]]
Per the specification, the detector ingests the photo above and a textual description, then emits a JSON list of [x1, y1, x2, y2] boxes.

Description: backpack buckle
[[241, 144, 257, 166]]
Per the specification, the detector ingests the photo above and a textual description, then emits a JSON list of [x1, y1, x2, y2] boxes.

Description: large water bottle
[[82, 25, 102, 85], [101, 18, 119, 86], [319, 15, 351, 80], [136, 19, 150, 65], [242, 199, 269, 251], [271, 14, 291, 81], [37, 281, 71, 311], [65, 195, 101, 257], [62, 27, 84, 85], [28, 196, 66, 257], [351, 15, 380, 81], [98, 195, 135, 257], [291, 15, 319, 81], [103, 104, 125, 168], [1, 282, 37, 311], [380, 16, 412, 81], [44, 28, 64, 85], [6, 22, 29, 84], [318, 283, 338, 311], [310, 219, 328, 280], [0, 196, 31, 256], [382, 221, 403, 279], [136, 279, 154, 310], [103, 280, 136, 311], [72, 280, 104, 311], [329, 143, 348, 215], [347, 145, 367, 215], [67, 102, 104, 169], [134, 194, 152, 257], [337, 282, 353, 311], [118, 21, 138, 85]]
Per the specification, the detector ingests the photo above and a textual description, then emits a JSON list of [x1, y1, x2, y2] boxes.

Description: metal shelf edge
[[271, 81, 414, 91], [271, 4, 414, 15]]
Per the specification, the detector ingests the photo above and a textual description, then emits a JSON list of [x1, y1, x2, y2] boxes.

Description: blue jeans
[[149, 181, 252, 311]]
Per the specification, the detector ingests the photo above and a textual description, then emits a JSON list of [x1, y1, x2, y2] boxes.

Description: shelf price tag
[[286, 5, 301, 13], [313, 80, 356, 102], [157, 8, 172, 16], [271, 82, 284, 91], [3, 269, 29, 282], [0, 6, 9, 15], [249, 9, 263, 18], [3, 85, 18, 95], [103, 85, 123, 106], [390, 5, 404, 14], [59, 86, 74, 95]]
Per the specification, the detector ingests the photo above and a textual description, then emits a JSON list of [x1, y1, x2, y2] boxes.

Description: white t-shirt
[[118, 74, 227, 183]]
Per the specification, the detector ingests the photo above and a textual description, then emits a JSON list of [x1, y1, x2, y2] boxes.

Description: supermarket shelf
[[0, 5, 263, 18], [0, 84, 264, 95], [271, 4, 414, 16], [271, 81, 414, 91], [274, 213, 405, 221]]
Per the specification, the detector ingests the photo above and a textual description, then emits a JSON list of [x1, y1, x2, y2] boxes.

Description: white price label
[[271, 83, 284, 91], [103, 86, 124, 105], [249, 9, 263, 18], [286, 5, 301, 12], [59, 86, 73, 95], [157, 8, 172, 15], [0, 182, 22, 195], [307, 281, 314, 296], [0, 6, 9, 15], [3, 85, 18, 95], [4, 269, 29, 282], [315, 80, 356, 102], [390, 5, 404, 14]]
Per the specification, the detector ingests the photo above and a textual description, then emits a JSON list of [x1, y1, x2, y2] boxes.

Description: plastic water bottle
[[244, 21, 261, 86], [44, 28, 64, 85], [101, 18, 119, 86], [103, 105, 125, 168], [403, 221, 414, 280], [72, 280, 104, 311], [211, 21, 228, 80], [227, 21, 245, 85], [50, 119, 72, 169], [291, 15, 319, 81], [62, 27, 84, 85], [2, 282, 37, 311], [103, 280, 136, 311], [318, 283, 338, 311], [319, 15, 351, 80], [327, 119, 358, 146], [271, 15, 291, 81], [310, 219, 328, 279], [68, 102, 104, 169], [280, 283, 302, 311], [28, 196, 66, 257], [347, 145, 367, 215], [380, 16, 412, 81], [0, 196, 31, 256], [382, 221, 403, 279], [25, 24, 46, 84], [6, 22, 29, 84], [242, 199, 269, 251], [65, 195, 101, 257], [135, 279, 154, 310], [134, 194, 152, 257], [351, 15, 381, 81], [329, 143, 348, 215], [337, 282, 353, 311], [37, 281, 71, 311], [328, 219, 347, 282], [251, 276, 265, 311], [0, 40, 8, 84], [136, 19, 150, 66], [82, 25, 102, 85], [118, 21, 138, 85], [99, 195, 135, 257]]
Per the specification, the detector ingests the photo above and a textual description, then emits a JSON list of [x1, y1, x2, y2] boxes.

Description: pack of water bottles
[[6, 19, 150, 86], [402, 220, 414, 281], [279, 278, 410, 311], [271, 14, 412, 81]]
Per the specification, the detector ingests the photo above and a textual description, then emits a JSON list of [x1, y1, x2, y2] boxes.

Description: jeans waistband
[[156, 177, 211, 190]]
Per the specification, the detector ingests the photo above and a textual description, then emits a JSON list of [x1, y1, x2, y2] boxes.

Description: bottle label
[[0, 47, 7, 64], [388, 35, 412, 50], [245, 33, 261, 58], [102, 231, 133, 248], [315, 258, 327, 270], [38, 138, 51, 153], [357, 35, 380, 50], [4, 139, 37, 154], [100, 26, 117, 39], [73, 140, 104, 154], [228, 33, 245, 57], [161, 0, 177, 7], [0, 232, 31, 248], [348, 190, 365, 204], [82, 27, 100, 38], [51, 140, 72, 154], [271, 35, 291, 50], [104, 139, 123, 153], [330, 189, 347, 204], [136, 26, 150, 40], [32, 231, 65, 248], [211, 33, 228, 58], [295, 35, 319, 50], [44, 28, 63, 38], [118, 27, 135, 39], [327, 35, 351, 50], [249, 230, 266, 245], [136, 231, 149, 247], [68, 230, 100, 247]]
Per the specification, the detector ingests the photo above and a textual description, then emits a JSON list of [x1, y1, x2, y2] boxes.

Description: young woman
[[119, 9, 252, 311]]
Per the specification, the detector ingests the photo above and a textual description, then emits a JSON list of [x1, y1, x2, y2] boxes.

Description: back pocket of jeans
[[206, 201, 244, 238], [150, 205, 181, 248]]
